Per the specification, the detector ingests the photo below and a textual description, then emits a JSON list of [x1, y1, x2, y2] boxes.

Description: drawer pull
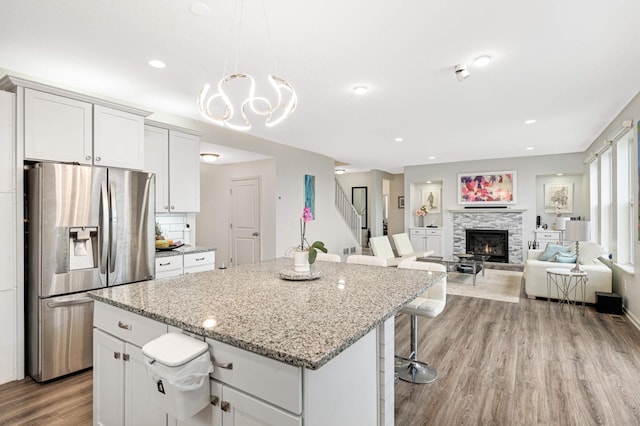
[[123, 353, 130, 362], [211, 356, 233, 370], [196, 257, 205, 261], [159, 262, 171, 266], [211, 396, 220, 406], [221, 401, 230, 412], [118, 321, 132, 330], [114, 351, 121, 359]]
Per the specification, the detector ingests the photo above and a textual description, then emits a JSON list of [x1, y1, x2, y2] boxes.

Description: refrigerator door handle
[[100, 181, 109, 274], [46, 298, 94, 308], [109, 183, 118, 273]]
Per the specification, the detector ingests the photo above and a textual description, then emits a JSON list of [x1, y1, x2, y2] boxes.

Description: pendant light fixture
[[197, 0, 297, 131]]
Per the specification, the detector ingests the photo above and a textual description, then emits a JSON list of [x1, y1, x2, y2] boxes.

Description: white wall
[[404, 153, 586, 260], [583, 90, 639, 326]]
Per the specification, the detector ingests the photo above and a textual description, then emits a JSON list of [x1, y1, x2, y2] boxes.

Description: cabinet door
[[94, 329, 126, 426], [169, 131, 200, 212], [94, 105, 145, 170], [0, 193, 15, 292], [409, 234, 424, 251], [0, 289, 16, 384], [144, 126, 170, 212], [222, 386, 301, 426], [24, 89, 92, 164], [125, 344, 168, 426], [426, 235, 443, 256], [0, 91, 14, 191]]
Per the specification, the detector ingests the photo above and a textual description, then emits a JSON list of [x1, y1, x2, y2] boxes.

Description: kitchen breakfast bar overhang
[[89, 258, 443, 425]]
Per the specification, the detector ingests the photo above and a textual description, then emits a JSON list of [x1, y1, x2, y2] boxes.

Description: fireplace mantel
[[449, 209, 526, 213]]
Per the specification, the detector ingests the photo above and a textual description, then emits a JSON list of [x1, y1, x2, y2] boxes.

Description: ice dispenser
[[69, 227, 98, 271]]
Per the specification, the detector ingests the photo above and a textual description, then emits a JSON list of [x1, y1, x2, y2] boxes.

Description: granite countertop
[[155, 245, 216, 258], [89, 258, 443, 370]]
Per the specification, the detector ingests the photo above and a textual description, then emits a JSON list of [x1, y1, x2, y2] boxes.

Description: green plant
[[155, 221, 163, 238], [308, 241, 327, 264]]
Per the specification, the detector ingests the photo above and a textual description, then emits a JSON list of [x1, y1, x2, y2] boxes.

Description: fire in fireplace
[[465, 229, 509, 263]]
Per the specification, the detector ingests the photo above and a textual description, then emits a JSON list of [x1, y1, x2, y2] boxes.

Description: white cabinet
[[24, 88, 92, 164], [535, 230, 561, 247], [93, 302, 169, 426], [94, 105, 145, 170], [145, 126, 200, 213], [156, 255, 184, 279], [0, 289, 16, 384], [24, 88, 145, 169], [409, 228, 444, 256], [184, 252, 215, 275]]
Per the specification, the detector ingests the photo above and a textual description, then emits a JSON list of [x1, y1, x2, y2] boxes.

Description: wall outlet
[[350, 247, 356, 253], [343, 248, 349, 255]]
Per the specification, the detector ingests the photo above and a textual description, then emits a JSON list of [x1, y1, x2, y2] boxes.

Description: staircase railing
[[335, 180, 362, 244]]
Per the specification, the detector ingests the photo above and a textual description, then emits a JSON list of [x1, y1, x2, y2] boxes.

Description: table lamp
[[564, 220, 591, 273]]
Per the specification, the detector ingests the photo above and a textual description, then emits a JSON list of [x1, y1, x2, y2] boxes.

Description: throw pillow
[[577, 241, 607, 265], [553, 252, 577, 263], [539, 243, 572, 261]]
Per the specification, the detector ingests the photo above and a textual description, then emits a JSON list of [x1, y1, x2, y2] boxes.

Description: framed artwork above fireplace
[[457, 171, 516, 205]]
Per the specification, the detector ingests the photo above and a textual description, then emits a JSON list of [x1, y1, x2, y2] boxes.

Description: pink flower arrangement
[[415, 205, 429, 217], [299, 207, 327, 264]]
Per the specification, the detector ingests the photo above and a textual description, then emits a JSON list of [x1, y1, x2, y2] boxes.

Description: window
[[589, 160, 599, 243], [616, 134, 633, 264], [600, 147, 612, 252]]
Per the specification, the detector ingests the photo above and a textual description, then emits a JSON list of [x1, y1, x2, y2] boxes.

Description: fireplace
[[465, 229, 509, 263]]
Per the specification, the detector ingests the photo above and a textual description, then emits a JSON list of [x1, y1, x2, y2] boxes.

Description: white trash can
[[142, 333, 213, 421]]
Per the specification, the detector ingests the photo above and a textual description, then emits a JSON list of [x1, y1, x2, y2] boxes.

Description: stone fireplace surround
[[451, 209, 525, 264]]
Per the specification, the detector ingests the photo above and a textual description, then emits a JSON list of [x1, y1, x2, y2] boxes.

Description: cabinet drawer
[[425, 229, 442, 236], [155, 256, 183, 272], [206, 338, 302, 415], [536, 232, 559, 240], [409, 229, 426, 236], [184, 251, 215, 268], [94, 302, 167, 347], [184, 264, 215, 275]]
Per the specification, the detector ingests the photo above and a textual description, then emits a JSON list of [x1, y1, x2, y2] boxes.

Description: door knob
[[252, 232, 259, 236], [221, 401, 230, 412]]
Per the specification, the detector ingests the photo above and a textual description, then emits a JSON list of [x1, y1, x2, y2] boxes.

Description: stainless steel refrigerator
[[27, 162, 155, 382]]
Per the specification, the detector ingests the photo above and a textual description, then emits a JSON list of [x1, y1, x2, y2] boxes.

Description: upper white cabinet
[[24, 89, 92, 164], [145, 125, 200, 213], [94, 105, 145, 170], [23, 87, 146, 169]]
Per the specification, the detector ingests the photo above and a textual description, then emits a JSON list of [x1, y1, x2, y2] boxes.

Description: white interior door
[[230, 178, 261, 266]]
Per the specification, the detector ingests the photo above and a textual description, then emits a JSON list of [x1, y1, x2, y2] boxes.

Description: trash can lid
[[142, 333, 209, 367]]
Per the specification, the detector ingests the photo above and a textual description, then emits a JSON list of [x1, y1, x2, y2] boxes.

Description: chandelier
[[197, 0, 297, 131]]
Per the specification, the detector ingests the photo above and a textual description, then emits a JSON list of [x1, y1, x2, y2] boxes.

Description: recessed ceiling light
[[189, 2, 211, 16], [524, 119, 537, 124], [394, 137, 403, 142], [200, 153, 220, 163], [428, 156, 436, 160], [334, 169, 346, 174], [525, 147, 535, 151], [148, 59, 166, 69], [426, 181, 432, 184], [353, 85, 368, 95], [556, 173, 564, 176], [474, 55, 492, 67]]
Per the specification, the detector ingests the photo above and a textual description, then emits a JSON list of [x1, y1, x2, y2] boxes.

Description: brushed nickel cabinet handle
[[221, 401, 230, 412], [211, 396, 219, 406], [118, 321, 132, 330], [114, 352, 121, 359], [96, 156, 102, 161], [211, 355, 233, 370], [196, 257, 205, 261], [85, 155, 91, 160], [123, 354, 130, 361]]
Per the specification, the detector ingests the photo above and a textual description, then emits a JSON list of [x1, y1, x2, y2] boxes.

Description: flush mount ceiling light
[[394, 137, 403, 142], [200, 153, 220, 163], [148, 59, 166, 69], [334, 169, 346, 174], [473, 55, 492, 67], [454, 64, 469, 81], [428, 156, 436, 160], [353, 85, 368, 95], [197, 0, 297, 131], [525, 146, 535, 151], [524, 119, 537, 124]]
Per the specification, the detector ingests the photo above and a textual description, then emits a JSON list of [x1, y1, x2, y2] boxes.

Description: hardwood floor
[[394, 291, 640, 425], [0, 369, 92, 425], [2, 289, 640, 426]]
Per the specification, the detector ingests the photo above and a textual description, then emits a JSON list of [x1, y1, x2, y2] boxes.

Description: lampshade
[[556, 216, 571, 231], [564, 220, 591, 242]]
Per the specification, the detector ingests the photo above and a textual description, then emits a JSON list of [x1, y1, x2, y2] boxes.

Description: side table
[[546, 268, 588, 317]]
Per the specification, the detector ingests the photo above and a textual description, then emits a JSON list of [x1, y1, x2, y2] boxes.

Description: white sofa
[[524, 243, 612, 303]]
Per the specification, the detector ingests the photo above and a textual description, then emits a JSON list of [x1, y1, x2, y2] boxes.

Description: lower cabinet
[[156, 251, 215, 279], [409, 228, 444, 256]]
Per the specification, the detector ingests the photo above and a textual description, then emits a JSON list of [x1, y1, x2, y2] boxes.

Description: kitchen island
[[89, 258, 443, 426]]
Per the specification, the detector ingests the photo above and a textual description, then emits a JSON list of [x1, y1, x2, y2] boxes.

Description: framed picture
[[398, 196, 405, 209], [457, 171, 516, 205], [421, 189, 441, 213], [304, 174, 315, 219], [544, 183, 573, 213]]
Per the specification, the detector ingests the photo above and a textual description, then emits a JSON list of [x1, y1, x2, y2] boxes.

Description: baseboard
[[624, 307, 640, 332]]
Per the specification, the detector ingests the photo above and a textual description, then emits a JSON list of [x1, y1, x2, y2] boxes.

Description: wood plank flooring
[[2, 288, 640, 425]]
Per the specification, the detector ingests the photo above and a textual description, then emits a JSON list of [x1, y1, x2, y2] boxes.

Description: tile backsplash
[[156, 213, 195, 245]]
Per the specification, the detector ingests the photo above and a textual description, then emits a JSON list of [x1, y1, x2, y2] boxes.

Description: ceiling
[[2, 0, 640, 173]]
